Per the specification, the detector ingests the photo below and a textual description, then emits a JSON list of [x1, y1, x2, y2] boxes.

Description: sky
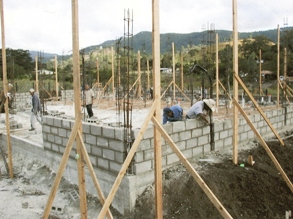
[[2, 0, 293, 55]]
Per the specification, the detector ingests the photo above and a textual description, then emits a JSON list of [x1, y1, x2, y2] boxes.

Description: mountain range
[[30, 27, 292, 62]]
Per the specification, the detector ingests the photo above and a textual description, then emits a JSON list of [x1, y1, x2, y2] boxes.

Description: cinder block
[[97, 137, 109, 148], [82, 123, 91, 134], [166, 153, 179, 165], [186, 138, 197, 149], [103, 148, 115, 160], [110, 161, 122, 173], [169, 133, 179, 143], [172, 121, 185, 133], [179, 130, 191, 141], [143, 148, 154, 160], [138, 139, 151, 151], [85, 134, 97, 145], [134, 160, 152, 174], [109, 139, 124, 152], [92, 145, 102, 156], [219, 130, 229, 139], [97, 157, 109, 170], [115, 151, 126, 163], [53, 118, 62, 128], [51, 127, 58, 135], [102, 126, 115, 139], [191, 128, 202, 138], [198, 135, 209, 145], [162, 123, 172, 134], [91, 125, 102, 136], [185, 119, 198, 130], [42, 125, 50, 134]]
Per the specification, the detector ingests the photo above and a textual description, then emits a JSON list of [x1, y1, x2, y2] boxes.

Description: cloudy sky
[[3, 0, 292, 55]]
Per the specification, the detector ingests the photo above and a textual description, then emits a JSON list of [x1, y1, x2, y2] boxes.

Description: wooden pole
[[216, 33, 219, 109], [232, 0, 239, 165], [147, 59, 150, 91], [172, 42, 175, 101], [259, 49, 262, 97], [277, 25, 280, 107], [0, 0, 13, 178], [71, 0, 87, 217], [284, 47, 287, 79], [153, 0, 162, 218], [96, 58, 99, 85], [55, 55, 58, 100], [35, 56, 38, 92], [97, 100, 158, 219], [233, 99, 293, 193], [111, 47, 115, 98], [180, 51, 184, 90], [137, 50, 141, 97], [151, 116, 233, 219]]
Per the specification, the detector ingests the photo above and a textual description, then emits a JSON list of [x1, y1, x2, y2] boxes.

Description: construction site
[[1, 1, 293, 219]]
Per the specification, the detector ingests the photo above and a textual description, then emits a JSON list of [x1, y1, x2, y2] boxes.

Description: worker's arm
[[197, 113, 210, 125]]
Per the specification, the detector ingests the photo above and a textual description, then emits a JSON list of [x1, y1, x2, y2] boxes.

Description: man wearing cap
[[162, 103, 183, 125], [186, 99, 216, 125], [29, 88, 41, 131]]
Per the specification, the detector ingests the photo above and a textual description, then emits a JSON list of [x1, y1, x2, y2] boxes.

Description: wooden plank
[[152, 1, 163, 217], [277, 25, 280, 107], [161, 81, 173, 98], [42, 119, 82, 219], [0, 0, 13, 179], [77, 131, 113, 219], [151, 116, 233, 219], [175, 84, 190, 102], [97, 99, 158, 219], [232, 0, 239, 165], [234, 74, 284, 146], [233, 99, 293, 193]]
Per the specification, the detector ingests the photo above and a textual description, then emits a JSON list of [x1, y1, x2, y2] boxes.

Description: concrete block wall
[[39, 105, 293, 214], [13, 92, 32, 110]]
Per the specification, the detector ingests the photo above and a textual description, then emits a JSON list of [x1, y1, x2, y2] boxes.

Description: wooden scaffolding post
[[0, 0, 13, 178], [153, 0, 162, 218], [137, 50, 142, 97], [55, 55, 59, 100], [96, 58, 99, 85], [259, 49, 262, 96], [172, 42, 175, 100], [232, 0, 239, 165], [71, 0, 87, 217], [284, 47, 287, 79], [216, 33, 219, 109], [147, 59, 150, 91], [277, 25, 280, 108], [180, 51, 184, 90], [111, 47, 115, 98], [35, 56, 39, 92]]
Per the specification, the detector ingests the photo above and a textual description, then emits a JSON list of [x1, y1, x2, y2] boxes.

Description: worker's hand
[[204, 122, 210, 126]]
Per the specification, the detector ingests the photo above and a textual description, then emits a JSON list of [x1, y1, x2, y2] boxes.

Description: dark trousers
[[86, 104, 94, 118]]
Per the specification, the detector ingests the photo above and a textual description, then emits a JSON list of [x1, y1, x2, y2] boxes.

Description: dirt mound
[[121, 138, 293, 219]]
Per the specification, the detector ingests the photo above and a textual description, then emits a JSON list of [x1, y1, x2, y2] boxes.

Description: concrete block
[[224, 137, 232, 148], [219, 130, 229, 139], [134, 160, 152, 174], [51, 127, 58, 135], [186, 138, 197, 149], [58, 128, 67, 137], [82, 123, 91, 134], [182, 148, 193, 159], [203, 143, 211, 155], [97, 137, 109, 148], [92, 145, 102, 156], [115, 151, 126, 163], [53, 118, 62, 128], [62, 119, 72, 129], [162, 123, 172, 135], [42, 125, 50, 133], [115, 127, 124, 140], [102, 126, 115, 139], [172, 121, 185, 133], [51, 143, 59, 152], [137, 139, 151, 151], [239, 132, 248, 142], [109, 139, 124, 152], [144, 148, 154, 160], [202, 125, 210, 135], [54, 135, 62, 145], [135, 151, 143, 162], [91, 125, 102, 136], [191, 128, 202, 138], [97, 157, 109, 170], [214, 139, 224, 150], [85, 134, 97, 145], [169, 133, 179, 143], [166, 153, 179, 165], [143, 127, 154, 139], [213, 122, 223, 132], [176, 141, 186, 151], [43, 141, 52, 150], [179, 130, 191, 141], [198, 135, 209, 145], [110, 161, 122, 173], [47, 134, 55, 143], [185, 119, 198, 130], [223, 120, 232, 129], [103, 148, 115, 160], [88, 155, 97, 166]]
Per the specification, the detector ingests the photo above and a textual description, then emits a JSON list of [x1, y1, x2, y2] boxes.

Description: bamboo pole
[[277, 25, 280, 107], [234, 74, 284, 146], [233, 99, 293, 193], [151, 116, 233, 219], [55, 55, 58, 100], [232, 0, 239, 165], [152, 1, 162, 217], [0, 0, 13, 178], [216, 33, 219, 109], [172, 42, 175, 101], [97, 99, 158, 219], [71, 0, 87, 217]]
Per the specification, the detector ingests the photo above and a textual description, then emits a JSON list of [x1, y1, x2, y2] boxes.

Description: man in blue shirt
[[162, 104, 183, 124]]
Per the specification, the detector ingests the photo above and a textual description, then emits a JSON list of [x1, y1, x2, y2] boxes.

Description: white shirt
[[84, 89, 94, 105]]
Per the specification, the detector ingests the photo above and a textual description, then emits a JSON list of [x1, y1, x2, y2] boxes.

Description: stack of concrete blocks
[[61, 90, 75, 103], [39, 105, 293, 214], [13, 92, 32, 111]]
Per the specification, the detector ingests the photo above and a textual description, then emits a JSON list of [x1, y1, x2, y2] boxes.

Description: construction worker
[[186, 99, 216, 125]]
